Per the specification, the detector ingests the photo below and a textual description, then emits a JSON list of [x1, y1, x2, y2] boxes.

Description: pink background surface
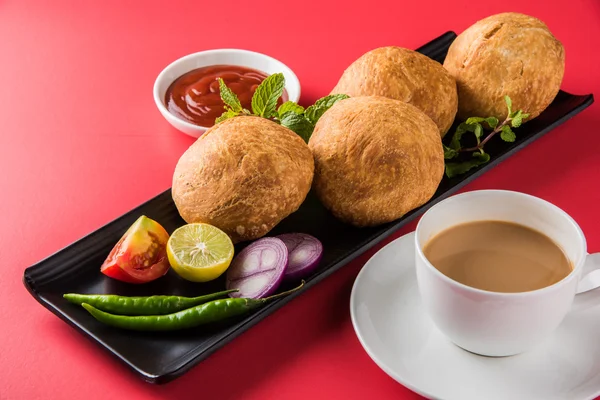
[[2, 1, 599, 399]]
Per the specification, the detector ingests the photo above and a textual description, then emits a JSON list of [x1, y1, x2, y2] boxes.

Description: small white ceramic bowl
[[153, 49, 301, 138]]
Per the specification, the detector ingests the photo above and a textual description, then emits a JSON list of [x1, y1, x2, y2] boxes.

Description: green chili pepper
[[63, 289, 238, 315], [80, 282, 305, 331]]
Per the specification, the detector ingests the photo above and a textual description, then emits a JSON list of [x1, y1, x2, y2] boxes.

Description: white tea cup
[[415, 190, 600, 357]]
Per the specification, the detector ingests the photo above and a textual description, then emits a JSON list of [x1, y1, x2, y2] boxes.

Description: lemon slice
[[167, 223, 234, 282]]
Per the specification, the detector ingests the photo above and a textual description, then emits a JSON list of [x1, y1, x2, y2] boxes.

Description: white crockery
[[153, 49, 301, 138], [416, 190, 599, 357], [350, 231, 600, 400]]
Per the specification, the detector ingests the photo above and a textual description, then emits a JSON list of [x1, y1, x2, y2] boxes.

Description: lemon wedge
[[167, 223, 234, 282]]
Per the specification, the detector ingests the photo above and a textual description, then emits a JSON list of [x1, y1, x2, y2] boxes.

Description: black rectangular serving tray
[[23, 31, 594, 384]]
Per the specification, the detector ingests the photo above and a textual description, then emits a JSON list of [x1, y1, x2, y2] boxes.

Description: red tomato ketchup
[[165, 65, 288, 127]]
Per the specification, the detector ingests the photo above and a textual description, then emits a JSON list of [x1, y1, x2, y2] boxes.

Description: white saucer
[[350, 232, 600, 400]]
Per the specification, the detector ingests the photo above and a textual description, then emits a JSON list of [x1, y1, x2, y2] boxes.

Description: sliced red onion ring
[[276, 233, 323, 281], [226, 237, 288, 299]]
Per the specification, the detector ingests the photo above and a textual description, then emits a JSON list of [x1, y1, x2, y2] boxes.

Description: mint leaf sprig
[[215, 78, 252, 124], [277, 93, 349, 142], [251, 73, 286, 118], [443, 96, 529, 178], [215, 73, 349, 142]]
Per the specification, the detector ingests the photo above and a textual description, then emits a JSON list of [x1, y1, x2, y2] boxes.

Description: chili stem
[[263, 281, 305, 302]]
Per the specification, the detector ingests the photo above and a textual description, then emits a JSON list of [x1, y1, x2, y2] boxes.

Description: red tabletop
[[2, 1, 599, 399]]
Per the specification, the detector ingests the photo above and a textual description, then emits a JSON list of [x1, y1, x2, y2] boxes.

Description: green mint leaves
[[503, 95, 530, 128], [279, 112, 315, 142], [509, 110, 529, 128], [277, 101, 304, 117], [215, 109, 239, 124], [504, 95, 512, 116], [500, 125, 516, 142], [445, 152, 491, 178], [485, 117, 499, 129], [443, 144, 458, 160], [305, 94, 350, 124], [216, 78, 251, 124], [251, 73, 285, 118], [443, 95, 528, 178], [216, 74, 349, 142], [218, 78, 243, 113], [278, 94, 349, 142]]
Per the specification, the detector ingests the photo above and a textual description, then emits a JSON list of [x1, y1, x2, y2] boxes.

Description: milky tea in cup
[[422, 220, 573, 293], [414, 190, 590, 357]]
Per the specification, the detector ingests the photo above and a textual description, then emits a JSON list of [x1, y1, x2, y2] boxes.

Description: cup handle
[[576, 253, 600, 294]]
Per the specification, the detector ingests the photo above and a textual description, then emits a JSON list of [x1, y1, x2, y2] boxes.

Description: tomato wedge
[[100, 215, 170, 284]]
